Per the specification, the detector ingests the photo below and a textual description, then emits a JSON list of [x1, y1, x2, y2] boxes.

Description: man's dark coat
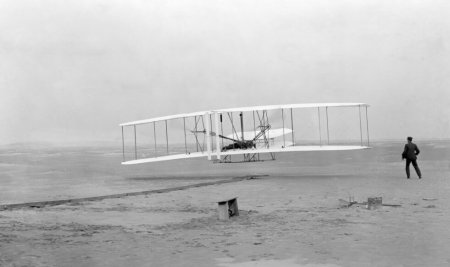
[[403, 142, 420, 160]]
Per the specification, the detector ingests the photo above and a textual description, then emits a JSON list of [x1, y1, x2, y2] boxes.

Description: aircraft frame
[[120, 103, 370, 165]]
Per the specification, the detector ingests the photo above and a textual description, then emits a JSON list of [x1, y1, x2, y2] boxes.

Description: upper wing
[[120, 110, 209, 126], [214, 103, 369, 113]]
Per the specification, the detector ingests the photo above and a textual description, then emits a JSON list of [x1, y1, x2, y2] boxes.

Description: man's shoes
[[419, 177, 422, 179]]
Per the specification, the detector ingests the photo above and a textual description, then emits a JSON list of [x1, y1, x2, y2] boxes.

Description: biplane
[[120, 103, 370, 164]]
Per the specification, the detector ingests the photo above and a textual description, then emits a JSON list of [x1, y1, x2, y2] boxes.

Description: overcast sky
[[1, 0, 449, 145]]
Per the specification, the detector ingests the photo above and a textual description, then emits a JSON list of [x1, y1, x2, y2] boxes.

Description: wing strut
[[359, 105, 363, 146], [227, 112, 239, 141], [165, 120, 169, 154], [255, 110, 270, 148], [281, 109, 286, 147], [252, 111, 257, 140], [153, 122, 157, 156], [317, 107, 322, 146], [290, 108, 295, 146], [220, 114, 224, 148], [209, 114, 214, 152], [326, 107, 330, 145], [201, 116, 206, 151], [266, 110, 271, 147], [239, 112, 244, 141], [205, 113, 212, 160], [183, 117, 187, 154], [366, 106, 370, 146], [121, 126, 125, 162], [215, 112, 221, 160], [134, 125, 137, 159], [193, 116, 203, 152]]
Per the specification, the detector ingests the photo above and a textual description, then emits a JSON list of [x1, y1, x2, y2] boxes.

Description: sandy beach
[[1, 141, 450, 266]]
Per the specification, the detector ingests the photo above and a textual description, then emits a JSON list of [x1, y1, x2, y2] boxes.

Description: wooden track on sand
[[0, 175, 266, 211]]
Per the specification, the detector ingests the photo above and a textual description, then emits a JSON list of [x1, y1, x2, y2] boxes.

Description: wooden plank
[[217, 202, 230, 220]]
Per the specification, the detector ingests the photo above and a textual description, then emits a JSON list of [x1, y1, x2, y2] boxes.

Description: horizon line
[[1, 137, 449, 148]]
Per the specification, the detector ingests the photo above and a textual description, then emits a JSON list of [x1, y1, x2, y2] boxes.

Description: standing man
[[402, 136, 422, 179]]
